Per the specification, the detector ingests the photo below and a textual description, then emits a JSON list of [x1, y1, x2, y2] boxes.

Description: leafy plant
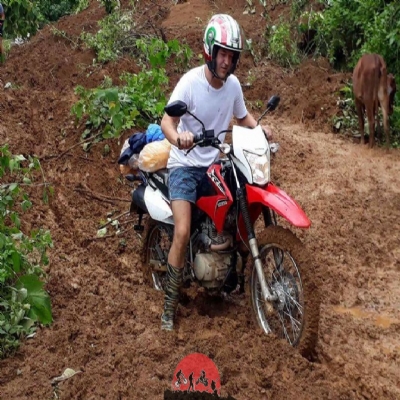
[[332, 83, 400, 147], [135, 37, 192, 71], [266, 21, 301, 68], [314, 0, 400, 75], [0, 145, 53, 358], [74, 0, 89, 14], [98, 0, 120, 14], [359, 2, 400, 77], [1, 0, 42, 38], [73, 32, 192, 142], [71, 69, 169, 140], [1, 0, 83, 38], [80, 9, 141, 62], [37, 0, 80, 22], [290, 0, 308, 20], [81, 9, 193, 67], [332, 83, 359, 136]]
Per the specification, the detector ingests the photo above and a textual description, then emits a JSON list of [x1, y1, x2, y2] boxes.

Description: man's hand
[[176, 131, 194, 149], [262, 125, 273, 141]]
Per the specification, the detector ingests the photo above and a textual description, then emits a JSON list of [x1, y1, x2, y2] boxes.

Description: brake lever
[[184, 141, 203, 156]]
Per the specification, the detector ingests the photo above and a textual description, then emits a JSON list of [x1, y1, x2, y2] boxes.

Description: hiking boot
[[161, 263, 184, 331]]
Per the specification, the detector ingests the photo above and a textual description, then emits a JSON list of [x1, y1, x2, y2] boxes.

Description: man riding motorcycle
[[160, 14, 273, 331]]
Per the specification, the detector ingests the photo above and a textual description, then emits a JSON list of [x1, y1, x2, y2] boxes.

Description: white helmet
[[203, 14, 243, 79]]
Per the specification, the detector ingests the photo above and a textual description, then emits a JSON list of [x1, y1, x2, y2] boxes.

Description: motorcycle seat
[[149, 169, 169, 199]]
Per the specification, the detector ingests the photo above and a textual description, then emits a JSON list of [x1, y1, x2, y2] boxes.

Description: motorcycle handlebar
[[177, 133, 202, 150]]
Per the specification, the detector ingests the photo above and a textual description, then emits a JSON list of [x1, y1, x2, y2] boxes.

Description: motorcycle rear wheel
[[142, 221, 173, 292], [250, 226, 320, 358]]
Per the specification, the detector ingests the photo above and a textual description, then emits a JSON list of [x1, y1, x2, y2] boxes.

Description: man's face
[[215, 48, 235, 79]]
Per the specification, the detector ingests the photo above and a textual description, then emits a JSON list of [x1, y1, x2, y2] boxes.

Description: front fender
[[246, 183, 311, 228]]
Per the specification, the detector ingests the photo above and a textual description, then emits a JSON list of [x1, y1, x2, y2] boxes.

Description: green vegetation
[[0, 0, 113, 39], [266, 21, 301, 68], [73, 10, 193, 141], [1, 0, 86, 39], [313, 0, 400, 142], [80, 9, 138, 63], [72, 69, 169, 140], [0, 145, 53, 359], [37, 0, 81, 22], [259, 0, 400, 143], [80, 8, 193, 66]]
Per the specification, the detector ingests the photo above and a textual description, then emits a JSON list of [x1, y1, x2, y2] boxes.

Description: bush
[[315, 0, 400, 75], [37, 0, 80, 22], [81, 9, 193, 66], [71, 69, 169, 140], [80, 9, 138, 62], [266, 21, 301, 68], [2, 0, 82, 38], [72, 33, 192, 141], [333, 84, 400, 146], [0, 145, 53, 358]]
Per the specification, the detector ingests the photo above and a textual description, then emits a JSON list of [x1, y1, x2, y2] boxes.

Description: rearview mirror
[[256, 95, 281, 125], [267, 95, 280, 111], [164, 100, 187, 117]]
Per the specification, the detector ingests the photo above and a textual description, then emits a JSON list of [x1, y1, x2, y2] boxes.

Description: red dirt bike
[[129, 96, 319, 355]]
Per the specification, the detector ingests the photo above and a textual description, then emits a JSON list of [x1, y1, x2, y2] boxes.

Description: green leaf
[[16, 275, 53, 325], [111, 113, 123, 130], [104, 88, 119, 103], [14, 155, 26, 162], [11, 213, 21, 229], [8, 183, 18, 192], [21, 199, 32, 211], [12, 251, 21, 273]]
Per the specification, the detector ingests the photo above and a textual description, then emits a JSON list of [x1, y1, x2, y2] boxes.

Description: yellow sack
[[138, 139, 171, 172]]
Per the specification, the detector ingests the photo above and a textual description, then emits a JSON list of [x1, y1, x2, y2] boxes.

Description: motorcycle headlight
[[243, 150, 270, 185]]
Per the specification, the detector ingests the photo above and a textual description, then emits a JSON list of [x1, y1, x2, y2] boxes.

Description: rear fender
[[143, 185, 174, 225], [246, 183, 311, 228]]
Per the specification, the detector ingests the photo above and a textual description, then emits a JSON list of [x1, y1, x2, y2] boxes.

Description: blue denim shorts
[[168, 166, 208, 203]]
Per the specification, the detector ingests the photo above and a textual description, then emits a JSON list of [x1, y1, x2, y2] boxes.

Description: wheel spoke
[[283, 310, 301, 333], [277, 311, 293, 344], [284, 292, 303, 313]]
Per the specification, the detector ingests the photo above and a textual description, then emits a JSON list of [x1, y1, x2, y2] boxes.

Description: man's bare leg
[[161, 200, 191, 330]]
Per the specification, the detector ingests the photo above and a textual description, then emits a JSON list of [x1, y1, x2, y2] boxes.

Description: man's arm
[[236, 112, 273, 140], [161, 113, 180, 147], [161, 113, 194, 150], [236, 113, 257, 128]]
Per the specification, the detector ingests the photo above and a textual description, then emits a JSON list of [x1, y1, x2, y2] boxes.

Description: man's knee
[[173, 224, 190, 247]]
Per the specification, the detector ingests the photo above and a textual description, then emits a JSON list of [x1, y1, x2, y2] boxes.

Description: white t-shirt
[[167, 65, 248, 169]]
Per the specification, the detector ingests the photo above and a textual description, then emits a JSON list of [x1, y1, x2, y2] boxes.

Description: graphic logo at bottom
[[172, 353, 220, 395], [164, 352, 237, 399]]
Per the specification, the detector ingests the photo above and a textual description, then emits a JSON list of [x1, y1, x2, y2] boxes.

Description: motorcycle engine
[[193, 252, 231, 288]]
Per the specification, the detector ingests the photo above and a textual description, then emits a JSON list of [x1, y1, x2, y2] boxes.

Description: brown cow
[[352, 54, 396, 147]]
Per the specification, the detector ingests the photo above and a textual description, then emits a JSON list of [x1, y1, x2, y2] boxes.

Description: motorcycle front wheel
[[250, 226, 320, 358]]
